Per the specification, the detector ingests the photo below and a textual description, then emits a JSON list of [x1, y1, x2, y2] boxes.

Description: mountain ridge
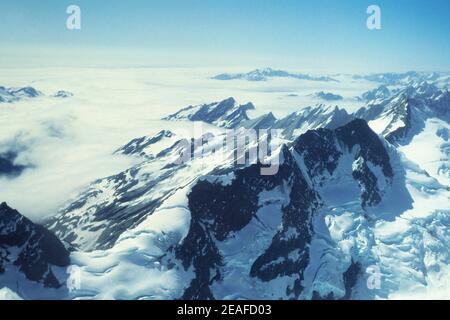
[[212, 68, 338, 82]]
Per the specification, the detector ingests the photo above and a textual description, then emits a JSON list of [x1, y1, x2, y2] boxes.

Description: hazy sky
[[1, 0, 449, 72]]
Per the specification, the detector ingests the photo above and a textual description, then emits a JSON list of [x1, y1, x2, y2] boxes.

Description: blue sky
[[1, 0, 449, 72]]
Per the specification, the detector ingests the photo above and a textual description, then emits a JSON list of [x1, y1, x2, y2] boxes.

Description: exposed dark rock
[[175, 147, 321, 299], [0, 203, 70, 288], [294, 119, 393, 207]]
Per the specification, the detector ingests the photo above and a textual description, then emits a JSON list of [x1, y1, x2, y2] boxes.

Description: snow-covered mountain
[[353, 71, 445, 86], [358, 85, 392, 102], [0, 202, 70, 297], [269, 105, 353, 139], [162, 97, 255, 128], [355, 81, 449, 141], [355, 81, 450, 185], [160, 79, 444, 148], [212, 68, 338, 82], [0, 86, 42, 103], [165, 99, 354, 140], [0, 86, 73, 103]]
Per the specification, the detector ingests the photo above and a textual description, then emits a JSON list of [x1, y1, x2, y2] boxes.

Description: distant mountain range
[[164, 80, 449, 147], [0, 86, 73, 103], [353, 71, 443, 85], [212, 68, 338, 82], [357, 85, 392, 102], [212, 69, 450, 88]]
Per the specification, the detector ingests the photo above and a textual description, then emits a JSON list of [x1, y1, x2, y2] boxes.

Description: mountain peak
[[359, 85, 391, 101], [0, 203, 70, 289], [163, 97, 254, 128], [407, 80, 440, 97], [0, 85, 42, 103], [115, 130, 177, 159]]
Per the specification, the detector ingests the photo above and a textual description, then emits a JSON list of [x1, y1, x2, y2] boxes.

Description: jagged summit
[[165, 99, 354, 140], [356, 80, 449, 144], [358, 85, 391, 102], [0, 86, 73, 103], [115, 130, 177, 159], [241, 112, 277, 130], [293, 119, 393, 207], [163, 97, 255, 128], [271, 105, 353, 138]]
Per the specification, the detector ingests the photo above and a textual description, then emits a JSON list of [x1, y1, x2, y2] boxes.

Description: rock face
[[270, 105, 353, 139], [175, 147, 321, 299], [294, 119, 393, 208], [0, 203, 70, 288]]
